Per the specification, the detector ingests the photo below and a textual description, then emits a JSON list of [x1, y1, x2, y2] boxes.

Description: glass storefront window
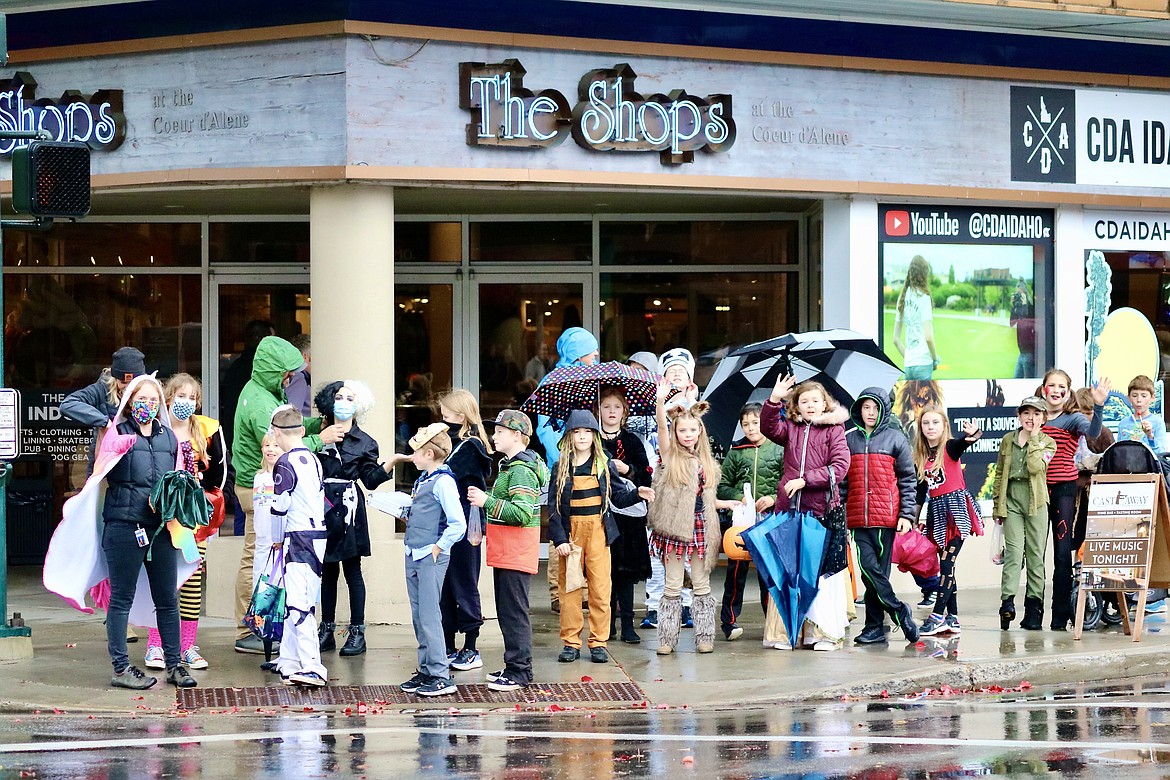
[[4, 222, 201, 268], [470, 221, 591, 263], [600, 220, 799, 266], [4, 272, 203, 530], [209, 222, 309, 264], [600, 272, 800, 388], [396, 222, 462, 263]]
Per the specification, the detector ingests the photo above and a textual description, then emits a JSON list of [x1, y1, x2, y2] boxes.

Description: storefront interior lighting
[[715, 305, 731, 312], [117, 255, 123, 265], [544, 311, 552, 316], [653, 299, 662, 306], [89, 256, 96, 265], [420, 298, 428, 304]]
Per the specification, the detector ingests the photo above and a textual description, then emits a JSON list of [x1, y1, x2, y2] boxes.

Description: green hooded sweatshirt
[[232, 335, 323, 487]]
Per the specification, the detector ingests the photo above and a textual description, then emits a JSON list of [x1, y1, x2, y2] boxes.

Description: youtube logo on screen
[[885, 210, 910, 237]]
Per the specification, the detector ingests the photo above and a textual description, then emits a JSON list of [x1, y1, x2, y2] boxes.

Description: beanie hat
[[659, 348, 695, 381], [627, 351, 660, 375], [111, 347, 146, 382]]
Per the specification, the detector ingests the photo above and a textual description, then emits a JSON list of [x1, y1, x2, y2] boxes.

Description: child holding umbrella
[[760, 374, 851, 650]]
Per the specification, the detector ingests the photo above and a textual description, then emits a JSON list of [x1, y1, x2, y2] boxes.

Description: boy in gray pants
[[393, 422, 467, 697]]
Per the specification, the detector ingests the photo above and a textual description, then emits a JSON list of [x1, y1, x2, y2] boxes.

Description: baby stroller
[[1077, 440, 1170, 629]]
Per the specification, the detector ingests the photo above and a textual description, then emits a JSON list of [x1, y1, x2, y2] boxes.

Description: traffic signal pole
[[0, 128, 51, 656]]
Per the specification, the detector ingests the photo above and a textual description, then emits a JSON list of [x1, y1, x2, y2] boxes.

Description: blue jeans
[[1014, 352, 1035, 379], [903, 364, 933, 380], [102, 521, 181, 672]]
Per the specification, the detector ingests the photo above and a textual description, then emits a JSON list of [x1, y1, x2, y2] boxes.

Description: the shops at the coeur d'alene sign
[[0, 72, 126, 156], [459, 60, 736, 165]]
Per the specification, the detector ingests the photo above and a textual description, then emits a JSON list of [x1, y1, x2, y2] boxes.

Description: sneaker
[[813, 640, 839, 652], [917, 594, 935, 608], [589, 646, 609, 663], [919, 613, 948, 636], [165, 666, 197, 688], [898, 604, 921, 644], [944, 615, 962, 634], [451, 649, 483, 671], [181, 646, 209, 670], [487, 674, 525, 692], [260, 660, 280, 673], [281, 674, 295, 686], [144, 645, 166, 669], [415, 676, 457, 697], [234, 636, 273, 655], [1146, 600, 1167, 614], [853, 625, 888, 645], [725, 626, 744, 641], [446, 650, 459, 663], [681, 606, 694, 628], [485, 669, 505, 684], [641, 610, 658, 629], [289, 671, 327, 687], [400, 671, 428, 693], [557, 646, 580, 663], [111, 665, 157, 690]]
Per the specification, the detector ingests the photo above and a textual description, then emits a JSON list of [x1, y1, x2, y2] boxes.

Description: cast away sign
[[1011, 85, 1170, 188], [459, 59, 736, 165]]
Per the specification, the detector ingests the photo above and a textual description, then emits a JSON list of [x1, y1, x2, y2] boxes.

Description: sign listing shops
[[459, 59, 736, 165], [0, 71, 125, 155]]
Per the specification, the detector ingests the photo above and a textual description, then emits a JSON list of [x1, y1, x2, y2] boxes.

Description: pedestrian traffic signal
[[11, 141, 91, 219]]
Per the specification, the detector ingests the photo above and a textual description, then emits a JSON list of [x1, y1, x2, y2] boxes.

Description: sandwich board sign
[[1074, 473, 1170, 641]]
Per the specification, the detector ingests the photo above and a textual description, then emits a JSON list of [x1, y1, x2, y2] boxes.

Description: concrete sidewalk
[[3, 564, 1170, 714]]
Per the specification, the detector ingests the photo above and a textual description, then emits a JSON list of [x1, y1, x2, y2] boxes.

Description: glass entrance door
[[473, 275, 592, 425], [210, 276, 309, 444]]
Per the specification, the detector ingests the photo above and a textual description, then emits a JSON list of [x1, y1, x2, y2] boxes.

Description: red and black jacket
[[843, 388, 917, 530]]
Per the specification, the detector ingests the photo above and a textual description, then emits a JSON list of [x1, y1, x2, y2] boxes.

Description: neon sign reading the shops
[[459, 60, 736, 165], [0, 72, 125, 156]]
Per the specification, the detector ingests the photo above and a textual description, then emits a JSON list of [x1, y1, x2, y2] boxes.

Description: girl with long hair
[[647, 380, 723, 656], [142, 374, 231, 672], [912, 405, 982, 636], [893, 255, 940, 380], [1038, 369, 1110, 630], [548, 410, 651, 663], [435, 388, 494, 671], [598, 386, 654, 644]]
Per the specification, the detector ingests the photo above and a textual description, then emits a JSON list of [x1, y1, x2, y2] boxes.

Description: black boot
[[620, 611, 641, 644], [1000, 597, 1016, 631], [1020, 597, 1043, 631], [339, 624, 366, 656], [319, 621, 336, 652]]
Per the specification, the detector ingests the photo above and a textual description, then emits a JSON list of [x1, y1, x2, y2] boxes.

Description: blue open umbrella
[[740, 511, 788, 610]]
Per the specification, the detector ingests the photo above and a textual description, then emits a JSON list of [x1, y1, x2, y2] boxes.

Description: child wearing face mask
[[314, 380, 396, 658], [143, 374, 233, 672], [761, 375, 851, 651]]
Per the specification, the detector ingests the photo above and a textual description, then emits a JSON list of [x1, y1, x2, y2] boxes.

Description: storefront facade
[[5, 4, 1170, 607]]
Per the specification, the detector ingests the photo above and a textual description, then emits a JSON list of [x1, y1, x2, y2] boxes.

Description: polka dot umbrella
[[520, 361, 660, 420]]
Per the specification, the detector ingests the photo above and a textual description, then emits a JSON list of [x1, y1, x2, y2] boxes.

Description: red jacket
[[760, 400, 850, 518], [843, 388, 917, 530]]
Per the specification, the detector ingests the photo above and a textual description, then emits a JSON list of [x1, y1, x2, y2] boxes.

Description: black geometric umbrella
[[700, 329, 901, 448], [520, 361, 659, 420]]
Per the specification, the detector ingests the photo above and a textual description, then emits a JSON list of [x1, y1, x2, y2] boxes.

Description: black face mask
[[444, 420, 462, 438]]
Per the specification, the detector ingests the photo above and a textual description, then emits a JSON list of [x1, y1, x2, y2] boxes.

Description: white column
[[310, 184, 405, 624], [821, 197, 879, 336]]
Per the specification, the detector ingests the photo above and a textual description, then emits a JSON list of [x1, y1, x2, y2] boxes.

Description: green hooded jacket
[[717, 437, 784, 503], [484, 449, 550, 528], [232, 336, 323, 487]]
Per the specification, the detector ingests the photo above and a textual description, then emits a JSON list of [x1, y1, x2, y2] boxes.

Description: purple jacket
[[760, 400, 850, 518]]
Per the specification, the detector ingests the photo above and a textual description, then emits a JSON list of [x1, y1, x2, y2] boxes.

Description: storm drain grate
[[178, 682, 647, 710]]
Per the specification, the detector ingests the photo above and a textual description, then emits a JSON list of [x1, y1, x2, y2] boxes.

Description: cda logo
[[1010, 86, 1075, 184]]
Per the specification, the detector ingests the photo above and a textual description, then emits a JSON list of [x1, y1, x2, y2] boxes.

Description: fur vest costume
[[647, 457, 720, 567]]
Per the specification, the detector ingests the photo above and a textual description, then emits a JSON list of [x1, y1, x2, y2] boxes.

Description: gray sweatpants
[[406, 552, 452, 679]]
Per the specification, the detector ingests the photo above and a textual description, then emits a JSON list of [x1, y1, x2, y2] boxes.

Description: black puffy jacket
[[103, 419, 178, 527]]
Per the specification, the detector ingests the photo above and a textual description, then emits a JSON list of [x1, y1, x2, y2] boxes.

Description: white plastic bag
[[989, 520, 1005, 565], [731, 483, 757, 527], [466, 505, 484, 547]]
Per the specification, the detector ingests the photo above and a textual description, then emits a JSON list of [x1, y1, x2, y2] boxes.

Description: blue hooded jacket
[[536, 327, 599, 466]]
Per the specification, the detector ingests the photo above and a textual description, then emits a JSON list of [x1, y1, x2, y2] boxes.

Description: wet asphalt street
[[3, 678, 1170, 778]]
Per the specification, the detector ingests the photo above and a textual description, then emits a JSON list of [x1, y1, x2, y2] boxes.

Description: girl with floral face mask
[[313, 379, 396, 657], [141, 374, 233, 674]]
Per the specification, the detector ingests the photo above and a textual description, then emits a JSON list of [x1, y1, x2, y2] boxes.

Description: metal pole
[[0, 127, 46, 641]]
